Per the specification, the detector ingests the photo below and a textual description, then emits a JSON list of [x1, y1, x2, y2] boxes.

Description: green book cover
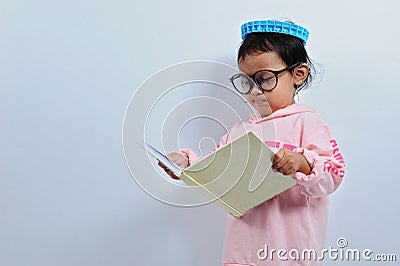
[[140, 131, 296, 218]]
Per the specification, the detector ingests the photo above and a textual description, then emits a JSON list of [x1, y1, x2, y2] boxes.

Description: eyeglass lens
[[254, 71, 276, 91], [231, 71, 277, 94]]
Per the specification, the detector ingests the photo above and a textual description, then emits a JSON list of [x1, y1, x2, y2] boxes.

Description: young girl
[[160, 20, 345, 266]]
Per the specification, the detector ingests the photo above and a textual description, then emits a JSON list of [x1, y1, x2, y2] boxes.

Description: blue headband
[[241, 20, 309, 45]]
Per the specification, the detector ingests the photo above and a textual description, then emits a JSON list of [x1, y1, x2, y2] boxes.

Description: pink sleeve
[[292, 114, 345, 198], [179, 148, 199, 165]]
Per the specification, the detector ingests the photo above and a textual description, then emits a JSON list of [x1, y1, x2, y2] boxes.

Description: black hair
[[237, 32, 317, 90]]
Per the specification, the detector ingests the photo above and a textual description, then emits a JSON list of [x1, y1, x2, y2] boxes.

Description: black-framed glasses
[[229, 62, 301, 94]]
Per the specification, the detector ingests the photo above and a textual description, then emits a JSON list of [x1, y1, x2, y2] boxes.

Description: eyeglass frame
[[229, 62, 302, 94]]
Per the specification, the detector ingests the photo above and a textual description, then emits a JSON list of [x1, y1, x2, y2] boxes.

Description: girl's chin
[[254, 107, 272, 117], [248, 101, 272, 117], [259, 111, 272, 118]]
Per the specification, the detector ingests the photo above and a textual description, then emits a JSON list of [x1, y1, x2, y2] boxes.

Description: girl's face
[[238, 51, 303, 117]]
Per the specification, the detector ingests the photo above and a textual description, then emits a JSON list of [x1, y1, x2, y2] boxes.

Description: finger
[[166, 170, 180, 180], [158, 161, 168, 170], [158, 161, 180, 180], [273, 149, 286, 165], [278, 163, 295, 175], [166, 154, 176, 161], [273, 153, 288, 170], [274, 157, 287, 170], [280, 168, 295, 176], [166, 152, 182, 162], [167, 153, 189, 168]]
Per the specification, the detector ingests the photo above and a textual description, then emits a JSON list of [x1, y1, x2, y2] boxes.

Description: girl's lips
[[254, 99, 267, 105]]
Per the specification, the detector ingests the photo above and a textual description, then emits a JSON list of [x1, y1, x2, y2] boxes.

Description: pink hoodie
[[181, 103, 345, 266]]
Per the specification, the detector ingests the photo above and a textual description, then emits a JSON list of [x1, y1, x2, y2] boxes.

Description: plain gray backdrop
[[1, 0, 399, 265]]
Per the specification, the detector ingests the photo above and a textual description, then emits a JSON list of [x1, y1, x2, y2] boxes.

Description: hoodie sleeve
[[292, 113, 345, 198]]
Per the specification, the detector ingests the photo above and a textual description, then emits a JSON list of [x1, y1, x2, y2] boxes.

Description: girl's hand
[[272, 148, 311, 176], [157, 152, 189, 180]]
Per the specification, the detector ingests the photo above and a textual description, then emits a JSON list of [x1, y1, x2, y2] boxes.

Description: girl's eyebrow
[[241, 70, 253, 76], [241, 69, 264, 77], [240, 65, 283, 76], [239, 68, 257, 77]]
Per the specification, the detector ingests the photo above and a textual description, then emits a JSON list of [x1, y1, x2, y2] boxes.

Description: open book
[[140, 131, 296, 218]]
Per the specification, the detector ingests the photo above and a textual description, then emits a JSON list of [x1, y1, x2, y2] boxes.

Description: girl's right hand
[[157, 152, 189, 180]]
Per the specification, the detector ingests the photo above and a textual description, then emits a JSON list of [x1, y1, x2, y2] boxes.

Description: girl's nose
[[250, 86, 263, 96]]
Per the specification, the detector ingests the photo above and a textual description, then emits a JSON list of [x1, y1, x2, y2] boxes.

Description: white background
[[1, 0, 399, 265]]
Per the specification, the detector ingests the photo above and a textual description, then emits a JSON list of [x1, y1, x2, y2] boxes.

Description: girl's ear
[[293, 63, 309, 86]]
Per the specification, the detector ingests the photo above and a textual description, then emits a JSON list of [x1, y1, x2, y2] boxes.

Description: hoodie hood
[[247, 103, 316, 124]]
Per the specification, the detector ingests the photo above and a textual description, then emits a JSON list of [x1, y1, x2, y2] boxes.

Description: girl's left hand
[[272, 148, 311, 176]]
